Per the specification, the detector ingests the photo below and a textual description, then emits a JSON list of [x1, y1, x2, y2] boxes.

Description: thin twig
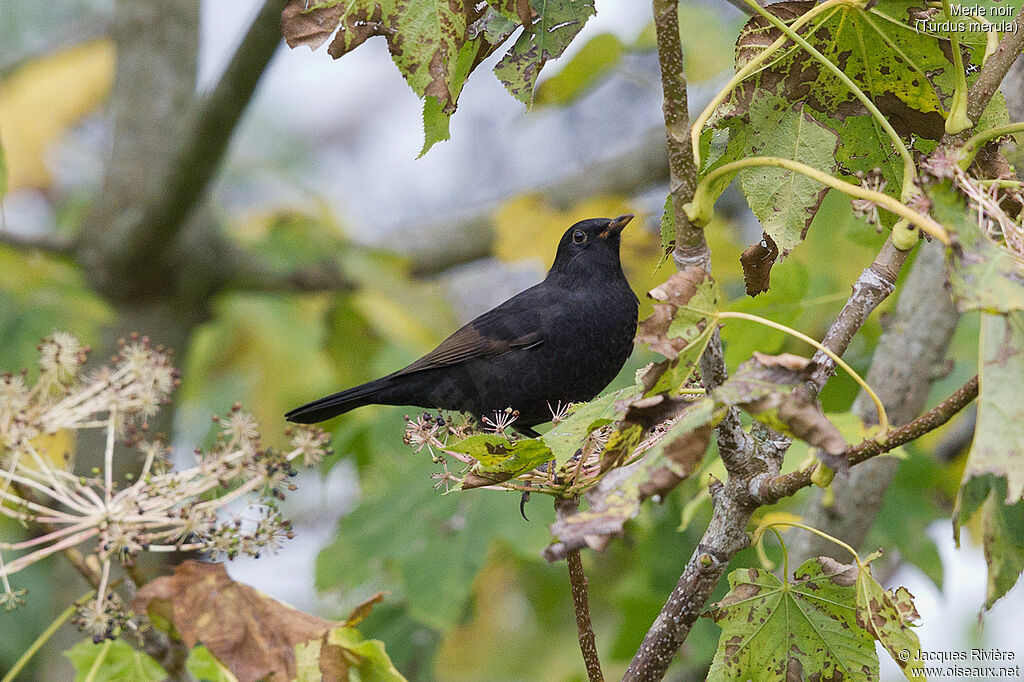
[[758, 375, 979, 503], [966, 6, 1024, 125], [92, 0, 285, 285], [0, 230, 76, 254], [556, 497, 603, 682]]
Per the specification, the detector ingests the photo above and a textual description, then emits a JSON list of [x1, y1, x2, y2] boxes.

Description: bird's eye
[[572, 230, 587, 244]]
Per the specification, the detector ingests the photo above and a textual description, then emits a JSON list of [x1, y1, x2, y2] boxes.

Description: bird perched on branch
[[286, 215, 639, 437]]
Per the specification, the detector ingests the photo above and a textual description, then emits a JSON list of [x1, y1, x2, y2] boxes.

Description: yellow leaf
[[493, 194, 666, 315], [0, 40, 115, 191], [27, 429, 76, 471]]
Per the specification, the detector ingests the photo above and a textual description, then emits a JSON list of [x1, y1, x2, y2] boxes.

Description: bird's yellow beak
[[599, 214, 634, 239]]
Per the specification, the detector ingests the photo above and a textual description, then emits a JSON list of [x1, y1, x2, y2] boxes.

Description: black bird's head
[[549, 214, 633, 279]]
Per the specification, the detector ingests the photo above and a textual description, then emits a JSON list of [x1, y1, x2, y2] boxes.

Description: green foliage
[[494, 0, 596, 104], [737, 98, 839, 253], [326, 627, 407, 681], [186, 646, 236, 682], [65, 640, 166, 682], [954, 312, 1024, 607], [316, 453, 552, 631], [0, 248, 113, 374], [543, 389, 627, 465], [855, 570, 925, 681], [706, 559, 879, 680], [533, 32, 624, 106]]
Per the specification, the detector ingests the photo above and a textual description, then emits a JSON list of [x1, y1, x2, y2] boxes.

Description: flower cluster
[[951, 165, 1024, 263], [0, 333, 329, 639]]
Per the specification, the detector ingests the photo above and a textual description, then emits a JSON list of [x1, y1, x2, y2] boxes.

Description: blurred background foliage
[[0, 0, 1011, 680]]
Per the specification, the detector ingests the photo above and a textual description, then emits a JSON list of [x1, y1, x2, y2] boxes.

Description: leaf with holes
[[635, 267, 720, 398], [494, 0, 596, 104], [706, 558, 879, 681], [855, 566, 924, 681]]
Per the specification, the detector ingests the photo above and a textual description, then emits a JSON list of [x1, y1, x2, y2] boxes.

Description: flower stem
[[1, 592, 95, 682]]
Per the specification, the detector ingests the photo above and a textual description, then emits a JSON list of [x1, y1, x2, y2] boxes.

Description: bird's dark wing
[[390, 285, 548, 378]]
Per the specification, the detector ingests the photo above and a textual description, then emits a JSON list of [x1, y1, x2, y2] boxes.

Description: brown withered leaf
[[636, 267, 717, 360], [282, 0, 496, 113], [345, 591, 386, 627], [133, 561, 392, 682], [740, 233, 780, 296], [713, 353, 849, 470]]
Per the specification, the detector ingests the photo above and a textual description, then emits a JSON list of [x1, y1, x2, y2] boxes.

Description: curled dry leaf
[[133, 561, 402, 682], [740, 233, 780, 297], [635, 266, 719, 398], [714, 353, 849, 470]]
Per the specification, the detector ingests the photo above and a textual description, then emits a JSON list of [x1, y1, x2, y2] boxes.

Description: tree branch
[[802, 237, 906, 394], [556, 497, 603, 682], [654, 0, 706, 268], [227, 249, 356, 293], [0, 229, 76, 255], [758, 374, 978, 502], [966, 7, 1024, 125], [81, 0, 285, 293]]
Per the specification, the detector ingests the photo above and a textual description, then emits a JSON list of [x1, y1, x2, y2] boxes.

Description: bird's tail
[[284, 378, 392, 424]]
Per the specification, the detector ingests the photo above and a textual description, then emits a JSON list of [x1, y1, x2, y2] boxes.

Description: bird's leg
[[520, 491, 531, 521]]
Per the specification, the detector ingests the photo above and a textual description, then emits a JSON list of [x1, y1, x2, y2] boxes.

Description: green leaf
[[855, 567, 924, 681], [186, 646, 237, 682], [316, 455, 551, 630], [706, 558, 879, 681], [548, 399, 717, 550], [494, 0, 596, 104], [542, 389, 629, 465], [954, 311, 1024, 607], [659, 193, 675, 263], [930, 181, 1024, 313], [65, 640, 166, 682], [533, 32, 624, 106], [716, 0, 1008, 202], [445, 433, 553, 488], [738, 98, 839, 253], [327, 627, 407, 682]]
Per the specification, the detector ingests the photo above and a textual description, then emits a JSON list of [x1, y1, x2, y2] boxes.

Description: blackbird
[[285, 214, 639, 437]]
